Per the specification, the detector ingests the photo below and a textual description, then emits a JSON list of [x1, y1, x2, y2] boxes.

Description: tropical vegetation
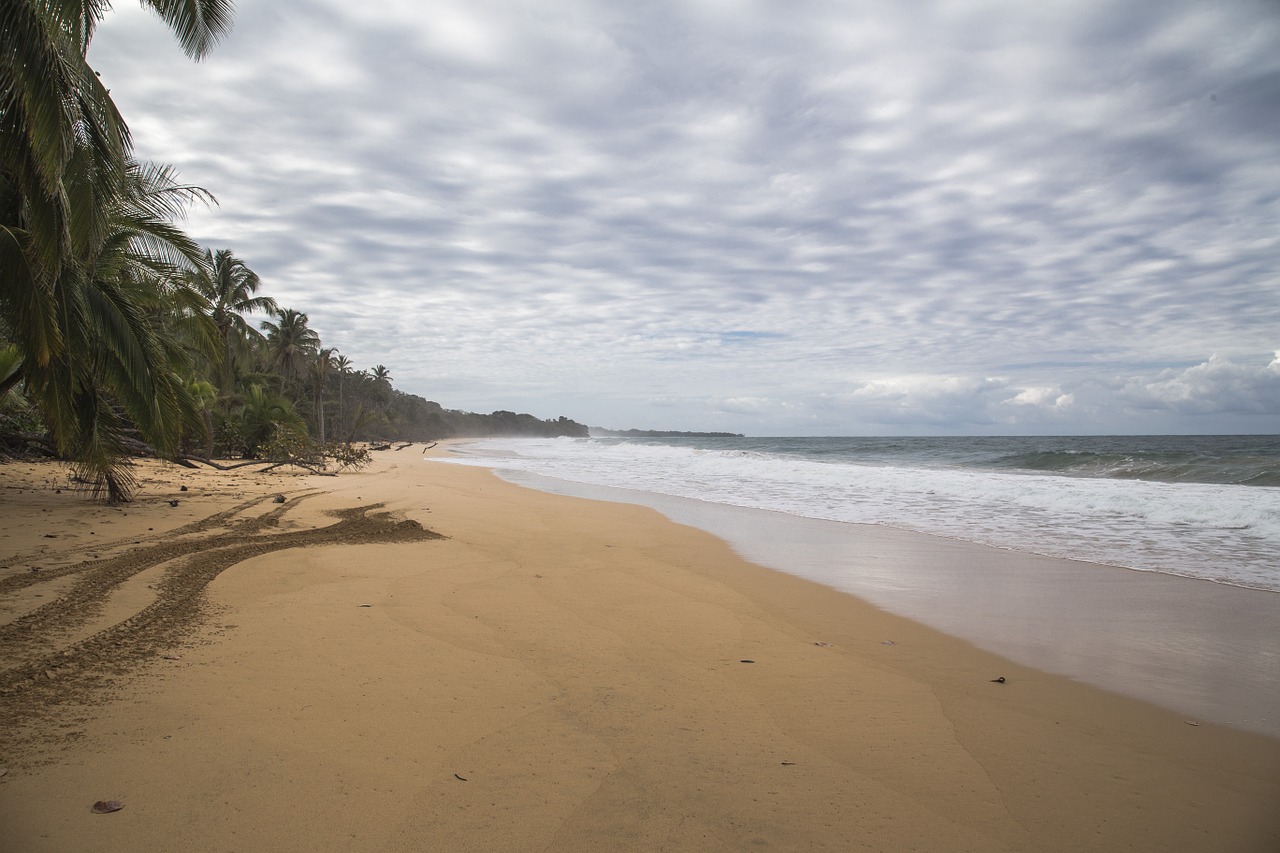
[[0, 0, 585, 501]]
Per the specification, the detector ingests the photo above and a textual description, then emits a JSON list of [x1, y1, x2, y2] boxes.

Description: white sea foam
[[442, 437, 1280, 591]]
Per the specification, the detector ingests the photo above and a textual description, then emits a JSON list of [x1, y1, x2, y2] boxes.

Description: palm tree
[[193, 249, 276, 392], [371, 364, 392, 385], [309, 347, 335, 445], [331, 352, 352, 438], [235, 383, 304, 459], [260, 308, 320, 386], [18, 157, 215, 500], [188, 378, 218, 457], [2, 0, 234, 367], [1, 0, 235, 499]]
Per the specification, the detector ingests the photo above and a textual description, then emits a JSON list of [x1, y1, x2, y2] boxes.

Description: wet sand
[[496, 471, 1280, 739], [1, 448, 1278, 851]]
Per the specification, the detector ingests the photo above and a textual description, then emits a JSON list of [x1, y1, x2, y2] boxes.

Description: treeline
[[0, 2, 582, 500], [374, 395, 588, 441]]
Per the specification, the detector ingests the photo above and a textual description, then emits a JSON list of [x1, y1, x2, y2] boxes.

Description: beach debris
[[780, 761, 796, 766], [273, 494, 286, 504], [453, 773, 468, 781], [180, 485, 189, 492], [358, 604, 372, 608], [1185, 721, 1200, 727], [739, 659, 755, 664], [91, 800, 124, 814], [880, 640, 896, 646], [161, 655, 182, 661], [168, 499, 179, 507], [990, 676, 1007, 684], [813, 641, 832, 647]]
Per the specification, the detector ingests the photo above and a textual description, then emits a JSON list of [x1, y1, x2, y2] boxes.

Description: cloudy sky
[[90, 0, 1280, 435]]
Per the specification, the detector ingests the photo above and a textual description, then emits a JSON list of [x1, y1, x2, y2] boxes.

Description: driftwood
[[175, 455, 278, 471], [370, 443, 392, 451], [0, 431, 58, 458], [393, 442, 414, 451], [257, 461, 338, 476], [3, 432, 361, 483], [177, 455, 341, 476]]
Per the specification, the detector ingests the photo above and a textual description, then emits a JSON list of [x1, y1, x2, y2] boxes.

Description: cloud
[[1116, 354, 1280, 415], [86, 0, 1280, 433]]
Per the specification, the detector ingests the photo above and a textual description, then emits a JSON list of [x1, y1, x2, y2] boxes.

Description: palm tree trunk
[[204, 407, 215, 458]]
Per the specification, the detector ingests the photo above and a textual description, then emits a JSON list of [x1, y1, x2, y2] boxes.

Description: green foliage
[[1, 0, 234, 500], [231, 384, 305, 458], [191, 248, 276, 393], [259, 423, 311, 464], [260, 308, 319, 384], [324, 441, 371, 471], [0, 346, 44, 435]]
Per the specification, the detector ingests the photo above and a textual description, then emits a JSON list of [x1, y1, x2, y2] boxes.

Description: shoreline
[[482, 467, 1280, 740], [2, 449, 1279, 851]]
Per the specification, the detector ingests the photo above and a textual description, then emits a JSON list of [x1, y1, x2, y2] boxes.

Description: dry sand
[[1, 446, 1278, 851]]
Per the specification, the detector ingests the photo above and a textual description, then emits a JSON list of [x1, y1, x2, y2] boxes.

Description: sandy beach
[[1, 446, 1278, 852]]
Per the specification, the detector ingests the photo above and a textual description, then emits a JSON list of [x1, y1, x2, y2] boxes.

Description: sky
[[88, 0, 1280, 436]]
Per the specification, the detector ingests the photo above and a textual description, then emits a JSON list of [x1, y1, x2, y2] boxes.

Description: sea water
[[443, 434, 1280, 591]]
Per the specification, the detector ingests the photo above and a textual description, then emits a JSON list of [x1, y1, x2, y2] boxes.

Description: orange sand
[[1, 447, 1277, 851]]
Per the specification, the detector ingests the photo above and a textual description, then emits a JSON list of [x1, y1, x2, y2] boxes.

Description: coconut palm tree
[[235, 383, 304, 459], [309, 347, 336, 445], [17, 157, 215, 500], [330, 352, 352, 439], [260, 308, 320, 386], [1, 0, 234, 368], [187, 378, 217, 456], [192, 249, 276, 392], [1, 0, 235, 499]]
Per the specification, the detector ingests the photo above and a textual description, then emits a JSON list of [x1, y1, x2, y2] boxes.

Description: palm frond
[[140, 0, 234, 60], [0, 223, 62, 364]]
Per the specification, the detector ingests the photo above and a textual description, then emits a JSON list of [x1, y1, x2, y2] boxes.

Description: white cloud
[[1120, 354, 1280, 415], [85, 0, 1280, 433]]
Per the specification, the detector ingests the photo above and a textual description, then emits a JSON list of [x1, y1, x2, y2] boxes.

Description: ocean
[[444, 434, 1280, 592]]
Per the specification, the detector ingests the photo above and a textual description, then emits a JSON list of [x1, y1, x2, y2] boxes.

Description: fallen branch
[[174, 455, 277, 471], [0, 431, 58, 458], [257, 461, 338, 476]]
